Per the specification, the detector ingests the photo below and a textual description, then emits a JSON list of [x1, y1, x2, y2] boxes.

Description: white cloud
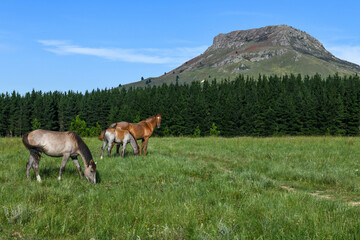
[[38, 40, 208, 64], [327, 45, 360, 65]]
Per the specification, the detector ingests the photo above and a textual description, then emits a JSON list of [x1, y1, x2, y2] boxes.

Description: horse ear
[[89, 159, 94, 165]]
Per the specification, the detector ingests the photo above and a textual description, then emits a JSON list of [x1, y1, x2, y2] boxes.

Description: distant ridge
[[125, 25, 360, 88]]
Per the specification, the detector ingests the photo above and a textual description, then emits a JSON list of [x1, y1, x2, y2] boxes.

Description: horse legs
[[26, 151, 42, 182], [136, 141, 140, 154], [129, 135, 139, 156], [140, 139, 145, 155], [107, 139, 114, 157], [33, 159, 41, 182], [72, 157, 83, 178], [116, 144, 121, 157], [107, 142, 121, 157], [121, 142, 126, 157], [26, 154, 36, 179], [58, 154, 70, 181], [110, 142, 115, 151], [143, 138, 150, 156], [100, 139, 108, 159], [120, 135, 134, 157]]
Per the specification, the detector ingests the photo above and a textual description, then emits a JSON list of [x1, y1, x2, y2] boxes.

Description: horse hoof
[[37, 175, 42, 182]]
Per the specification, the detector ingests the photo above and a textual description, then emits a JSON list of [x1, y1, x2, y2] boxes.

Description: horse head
[[156, 113, 162, 129], [84, 159, 97, 184]]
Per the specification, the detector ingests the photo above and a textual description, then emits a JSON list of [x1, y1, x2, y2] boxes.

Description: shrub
[[31, 118, 41, 131], [210, 123, 220, 136], [193, 125, 201, 137]]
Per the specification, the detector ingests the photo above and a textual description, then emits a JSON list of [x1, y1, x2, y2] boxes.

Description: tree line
[[1, 73, 360, 137]]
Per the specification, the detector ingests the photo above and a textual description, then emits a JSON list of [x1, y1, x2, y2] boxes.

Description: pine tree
[[1, 73, 360, 137], [343, 75, 360, 135], [1, 93, 11, 136], [42, 92, 58, 131], [20, 92, 33, 134], [8, 91, 21, 136], [300, 76, 318, 135], [241, 79, 257, 135], [0, 94, 7, 136]]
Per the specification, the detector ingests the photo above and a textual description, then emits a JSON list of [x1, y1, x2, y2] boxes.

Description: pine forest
[[1, 73, 360, 137]]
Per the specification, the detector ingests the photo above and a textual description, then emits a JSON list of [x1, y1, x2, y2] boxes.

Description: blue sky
[[1, 0, 360, 94]]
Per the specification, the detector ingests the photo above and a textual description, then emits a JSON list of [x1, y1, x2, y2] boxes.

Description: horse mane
[[70, 132, 94, 167], [145, 115, 156, 122]]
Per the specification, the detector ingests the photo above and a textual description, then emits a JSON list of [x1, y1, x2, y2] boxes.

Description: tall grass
[[1, 137, 360, 239]]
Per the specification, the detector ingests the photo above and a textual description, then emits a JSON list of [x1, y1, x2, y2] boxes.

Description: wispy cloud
[[38, 40, 208, 64], [327, 45, 360, 65]]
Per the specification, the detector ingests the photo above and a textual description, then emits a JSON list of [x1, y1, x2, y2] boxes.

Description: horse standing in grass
[[22, 130, 97, 184], [98, 127, 139, 159], [108, 113, 162, 156]]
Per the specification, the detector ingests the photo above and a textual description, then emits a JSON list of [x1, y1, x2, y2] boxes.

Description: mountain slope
[[125, 25, 360, 88]]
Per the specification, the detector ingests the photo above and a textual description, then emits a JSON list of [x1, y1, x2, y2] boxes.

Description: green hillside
[[124, 25, 360, 88]]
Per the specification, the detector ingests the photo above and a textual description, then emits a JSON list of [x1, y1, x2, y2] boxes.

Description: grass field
[[1, 136, 360, 239]]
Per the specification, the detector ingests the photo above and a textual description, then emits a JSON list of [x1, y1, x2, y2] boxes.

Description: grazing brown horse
[[98, 127, 139, 159], [22, 129, 97, 184], [109, 113, 162, 156]]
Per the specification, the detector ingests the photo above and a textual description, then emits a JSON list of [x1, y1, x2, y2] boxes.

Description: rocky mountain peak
[[208, 25, 330, 59], [125, 25, 360, 88]]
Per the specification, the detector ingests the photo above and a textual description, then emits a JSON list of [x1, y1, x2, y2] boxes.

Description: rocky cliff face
[[126, 25, 360, 88], [195, 24, 359, 71], [209, 25, 327, 57]]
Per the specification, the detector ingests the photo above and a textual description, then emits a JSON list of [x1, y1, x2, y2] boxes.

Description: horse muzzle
[[86, 175, 96, 184]]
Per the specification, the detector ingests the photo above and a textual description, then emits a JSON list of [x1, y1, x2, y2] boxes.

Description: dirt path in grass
[[280, 186, 360, 207]]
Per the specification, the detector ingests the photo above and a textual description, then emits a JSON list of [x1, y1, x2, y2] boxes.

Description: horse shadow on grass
[[38, 167, 79, 178], [96, 170, 102, 183], [27, 165, 102, 183]]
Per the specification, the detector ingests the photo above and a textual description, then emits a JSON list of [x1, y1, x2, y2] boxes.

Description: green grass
[[1, 137, 360, 239]]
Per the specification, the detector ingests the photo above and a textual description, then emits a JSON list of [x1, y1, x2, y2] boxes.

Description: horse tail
[[98, 130, 105, 141], [22, 132, 42, 159], [22, 133, 31, 149]]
